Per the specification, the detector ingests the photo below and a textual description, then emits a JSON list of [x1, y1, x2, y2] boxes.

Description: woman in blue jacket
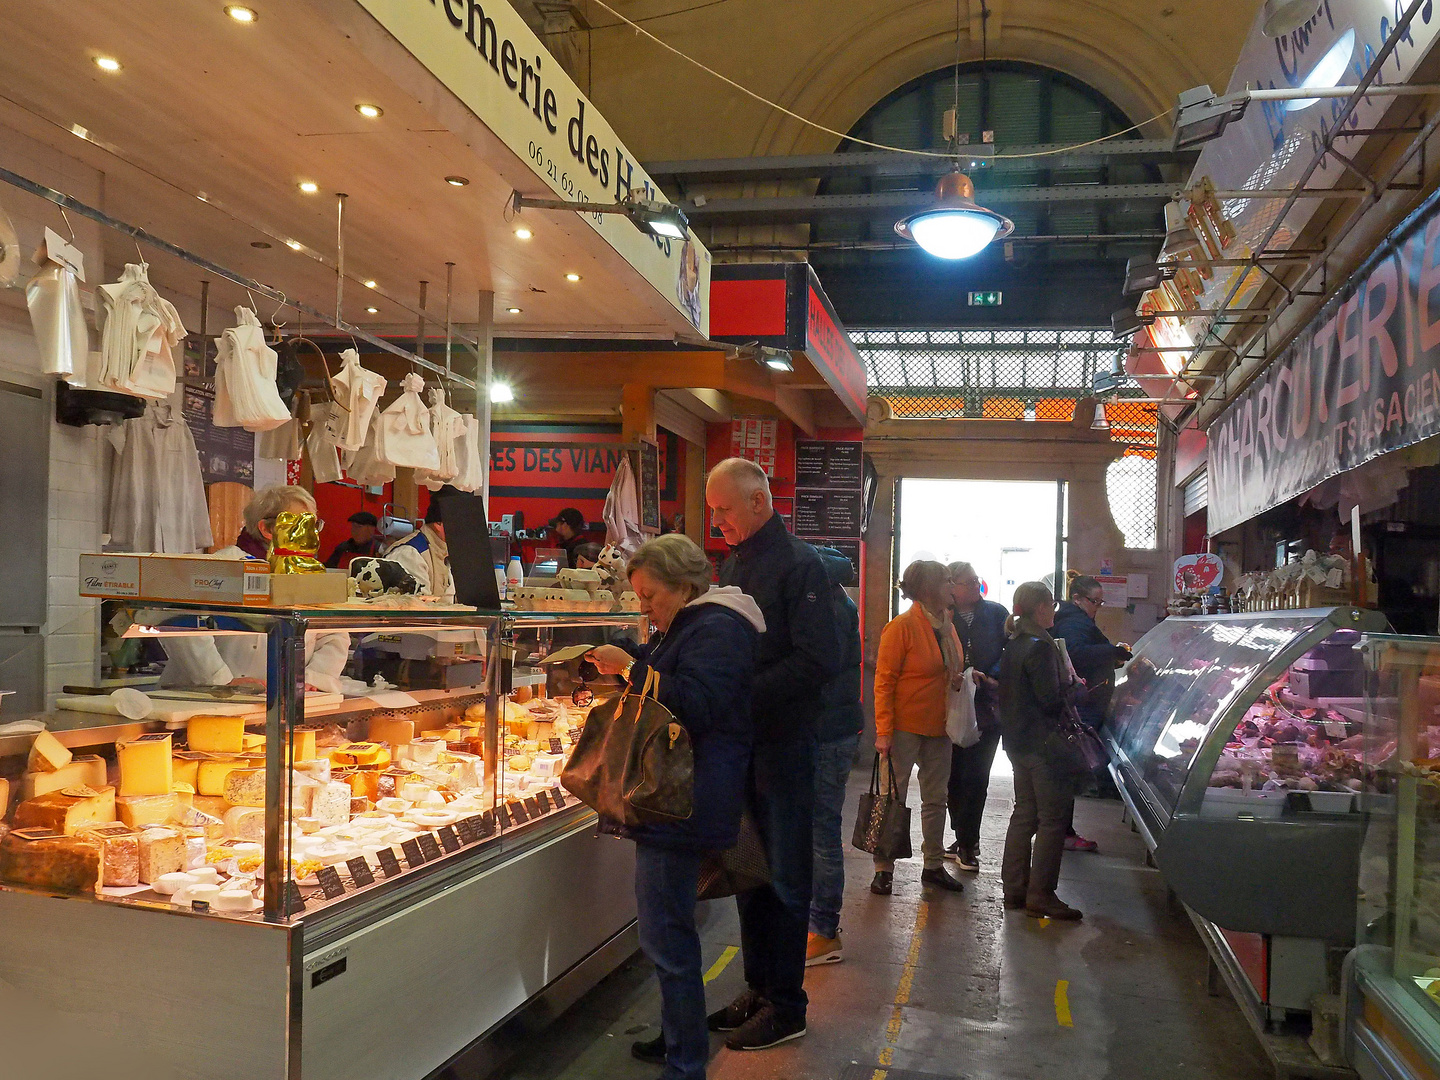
[[590, 534, 765, 1080]]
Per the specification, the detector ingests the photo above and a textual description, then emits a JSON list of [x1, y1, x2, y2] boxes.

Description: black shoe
[[708, 988, 764, 1032], [921, 867, 964, 892], [631, 1033, 665, 1065], [869, 871, 893, 895], [724, 1003, 807, 1051], [955, 845, 980, 872], [943, 839, 963, 861]]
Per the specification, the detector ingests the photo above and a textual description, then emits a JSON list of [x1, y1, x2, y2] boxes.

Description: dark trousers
[[635, 843, 708, 1080], [1001, 750, 1074, 903], [947, 724, 1001, 850], [737, 736, 815, 1019], [810, 732, 859, 939]]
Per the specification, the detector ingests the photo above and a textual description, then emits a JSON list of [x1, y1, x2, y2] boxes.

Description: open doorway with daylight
[[895, 479, 1066, 615]]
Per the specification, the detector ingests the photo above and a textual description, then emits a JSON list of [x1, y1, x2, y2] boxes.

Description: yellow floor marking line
[[703, 945, 739, 985], [1055, 979, 1074, 1028], [872, 899, 930, 1079]]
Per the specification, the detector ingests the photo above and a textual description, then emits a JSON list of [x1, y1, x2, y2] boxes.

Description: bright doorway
[[895, 478, 1065, 614]]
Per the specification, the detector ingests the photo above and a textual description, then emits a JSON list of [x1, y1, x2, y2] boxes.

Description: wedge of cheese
[[13, 785, 117, 835], [0, 830, 102, 893], [118, 733, 173, 797], [136, 827, 184, 883], [186, 714, 246, 755], [222, 769, 267, 808], [312, 782, 351, 826], [330, 742, 391, 768], [115, 792, 179, 829], [223, 806, 265, 842], [292, 727, 319, 762], [368, 714, 416, 748], [27, 730, 72, 773], [196, 757, 248, 797], [21, 756, 111, 801]]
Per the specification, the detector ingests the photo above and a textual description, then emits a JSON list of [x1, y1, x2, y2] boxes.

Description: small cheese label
[[495, 804, 511, 829], [377, 848, 402, 879], [87, 823, 134, 837], [281, 880, 307, 915], [60, 786, 102, 799], [418, 833, 443, 862], [548, 737, 564, 755], [346, 857, 375, 888], [400, 838, 426, 870], [480, 811, 496, 835], [550, 788, 566, 809], [524, 796, 542, 818], [509, 800, 529, 825], [438, 826, 461, 853], [133, 732, 172, 743], [535, 791, 552, 813], [456, 818, 479, 845], [11, 828, 64, 841], [315, 866, 346, 900]]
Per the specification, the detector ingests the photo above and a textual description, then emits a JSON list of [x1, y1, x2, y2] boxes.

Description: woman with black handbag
[[588, 534, 765, 1080], [998, 581, 1085, 922]]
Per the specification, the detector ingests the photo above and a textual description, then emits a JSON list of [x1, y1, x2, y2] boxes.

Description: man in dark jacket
[[1051, 575, 1132, 851], [943, 562, 1009, 873], [806, 548, 863, 967], [706, 457, 839, 1051]]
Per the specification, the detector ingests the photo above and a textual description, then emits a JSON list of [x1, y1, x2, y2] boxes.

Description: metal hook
[[58, 208, 76, 242], [269, 291, 288, 329], [244, 288, 260, 314], [133, 237, 147, 268]]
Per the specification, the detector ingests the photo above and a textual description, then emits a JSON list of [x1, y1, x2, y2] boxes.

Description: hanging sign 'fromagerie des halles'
[[350, 0, 709, 337], [1207, 186, 1440, 534]]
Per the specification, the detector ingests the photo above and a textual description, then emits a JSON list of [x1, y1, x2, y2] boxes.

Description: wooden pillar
[[685, 439, 705, 543], [621, 383, 656, 443]]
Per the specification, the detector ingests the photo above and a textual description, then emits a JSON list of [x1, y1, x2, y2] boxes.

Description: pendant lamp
[[895, 169, 1013, 260], [1091, 403, 1110, 431]]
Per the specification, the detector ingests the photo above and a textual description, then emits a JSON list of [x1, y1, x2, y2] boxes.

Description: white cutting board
[[53, 693, 343, 724]]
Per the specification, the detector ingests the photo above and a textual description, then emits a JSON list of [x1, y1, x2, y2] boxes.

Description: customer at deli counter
[[152, 485, 348, 691], [587, 534, 765, 1080], [384, 486, 460, 599], [999, 581, 1084, 922], [870, 559, 967, 897], [324, 511, 381, 569], [550, 507, 588, 568], [944, 561, 1008, 874], [573, 542, 603, 569], [706, 456, 839, 1052]]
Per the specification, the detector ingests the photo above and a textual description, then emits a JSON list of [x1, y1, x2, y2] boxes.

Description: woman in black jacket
[[590, 534, 765, 1080], [998, 581, 1083, 921]]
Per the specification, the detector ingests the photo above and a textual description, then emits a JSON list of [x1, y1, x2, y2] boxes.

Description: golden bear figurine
[[269, 511, 327, 574]]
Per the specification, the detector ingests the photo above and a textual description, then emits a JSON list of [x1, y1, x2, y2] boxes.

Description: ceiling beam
[[659, 387, 732, 423], [645, 140, 1194, 184]]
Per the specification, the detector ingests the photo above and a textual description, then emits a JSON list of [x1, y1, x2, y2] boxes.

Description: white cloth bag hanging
[[305, 401, 345, 485], [374, 373, 440, 472], [945, 669, 980, 748], [418, 388, 464, 488], [97, 263, 185, 399], [107, 403, 213, 553], [449, 416, 483, 493], [26, 267, 89, 379], [327, 348, 386, 451], [343, 414, 396, 486], [212, 307, 291, 432], [603, 452, 645, 557]]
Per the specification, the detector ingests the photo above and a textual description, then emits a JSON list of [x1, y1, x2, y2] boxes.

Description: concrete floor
[[488, 766, 1272, 1080]]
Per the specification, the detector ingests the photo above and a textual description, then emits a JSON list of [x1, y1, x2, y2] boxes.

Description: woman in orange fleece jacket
[[870, 560, 967, 896]]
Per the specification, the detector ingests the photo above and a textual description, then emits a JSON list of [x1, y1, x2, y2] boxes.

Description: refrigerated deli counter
[[0, 602, 645, 1080], [1106, 607, 1390, 1038]]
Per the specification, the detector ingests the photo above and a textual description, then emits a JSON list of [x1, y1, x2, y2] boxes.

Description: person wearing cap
[[550, 507, 588, 568], [384, 486, 461, 599], [325, 510, 382, 570]]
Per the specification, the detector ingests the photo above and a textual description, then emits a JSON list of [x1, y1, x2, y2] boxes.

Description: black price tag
[[524, 796, 542, 818], [418, 833, 443, 861], [508, 800, 529, 825], [346, 857, 375, 888], [548, 737, 564, 755], [550, 787, 566, 809], [400, 838, 426, 870], [535, 790, 552, 813], [377, 848, 402, 879], [479, 811, 496, 836], [438, 826, 461, 853], [282, 879, 307, 915], [315, 865, 346, 900], [455, 817, 477, 845], [495, 804, 511, 829], [191, 899, 211, 914]]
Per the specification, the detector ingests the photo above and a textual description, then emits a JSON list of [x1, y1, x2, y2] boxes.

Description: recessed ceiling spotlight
[[565, 273, 581, 282], [514, 226, 533, 240], [94, 56, 122, 73], [365, 306, 379, 314], [355, 103, 383, 119], [445, 175, 470, 187], [363, 279, 377, 289], [251, 241, 272, 249], [298, 181, 319, 194], [285, 239, 302, 250], [224, 5, 257, 23], [506, 306, 522, 314]]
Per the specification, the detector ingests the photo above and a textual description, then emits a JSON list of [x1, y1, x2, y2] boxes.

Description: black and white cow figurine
[[350, 557, 420, 597]]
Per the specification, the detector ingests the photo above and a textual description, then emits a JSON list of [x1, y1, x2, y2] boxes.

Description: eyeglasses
[[1082, 594, 1104, 606]]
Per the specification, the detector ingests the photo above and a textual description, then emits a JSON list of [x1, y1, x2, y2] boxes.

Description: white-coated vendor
[[145, 485, 350, 692], [383, 485, 460, 600]]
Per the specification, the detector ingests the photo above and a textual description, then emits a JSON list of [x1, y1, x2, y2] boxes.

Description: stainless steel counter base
[[300, 813, 637, 1080]]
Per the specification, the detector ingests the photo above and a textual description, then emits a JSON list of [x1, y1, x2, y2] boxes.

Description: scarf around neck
[[920, 602, 964, 678]]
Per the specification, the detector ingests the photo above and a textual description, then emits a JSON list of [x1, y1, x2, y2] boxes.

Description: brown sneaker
[[1025, 894, 1083, 921], [805, 931, 842, 966]]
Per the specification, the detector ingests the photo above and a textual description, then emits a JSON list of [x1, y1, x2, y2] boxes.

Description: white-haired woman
[[153, 485, 349, 691], [588, 533, 765, 1080]]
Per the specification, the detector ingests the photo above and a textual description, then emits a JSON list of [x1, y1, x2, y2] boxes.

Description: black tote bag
[[850, 754, 912, 862], [696, 809, 771, 901]]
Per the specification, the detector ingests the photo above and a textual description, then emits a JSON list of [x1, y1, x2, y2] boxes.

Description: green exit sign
[[968, 291, 1003, 307]]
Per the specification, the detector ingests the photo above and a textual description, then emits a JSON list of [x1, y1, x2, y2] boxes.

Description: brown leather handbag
[[560, 668, 694, 826]]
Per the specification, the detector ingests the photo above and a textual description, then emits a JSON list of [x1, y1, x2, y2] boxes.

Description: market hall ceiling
[[0, 0, 704, 343]]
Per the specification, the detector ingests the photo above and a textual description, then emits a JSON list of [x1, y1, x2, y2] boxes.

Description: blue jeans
[[737, 736, 815, 1019], [635, 844, 707, 1080], [810, 733, 858, 939]]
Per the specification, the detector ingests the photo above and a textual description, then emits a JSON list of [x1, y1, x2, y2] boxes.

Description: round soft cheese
[[213, 889, 257, 912], [153, 872, 196, 895]]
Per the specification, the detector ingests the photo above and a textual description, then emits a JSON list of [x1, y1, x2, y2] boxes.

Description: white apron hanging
[[374, 373, 440, 472], [213, 307, 290, 432], [449, 415, 483, 493], [327, 348, 386, 451], [107, 402, 213, 553], [97, 263, 185, 400], [604, 452, 645, 557], [418, 387, 463, 488], [305, 401, 345, 484]]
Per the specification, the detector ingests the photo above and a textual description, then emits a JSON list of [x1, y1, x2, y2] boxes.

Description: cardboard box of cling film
[[80, 553, 272, 604]]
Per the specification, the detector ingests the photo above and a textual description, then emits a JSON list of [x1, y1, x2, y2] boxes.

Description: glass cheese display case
[[1347, 634, 1440, 1080], [1106, 607, 1390, 1038], [0, 601, 644, 1080]]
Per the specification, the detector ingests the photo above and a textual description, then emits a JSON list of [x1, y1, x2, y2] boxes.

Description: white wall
[[0, 125, 108, 706]]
